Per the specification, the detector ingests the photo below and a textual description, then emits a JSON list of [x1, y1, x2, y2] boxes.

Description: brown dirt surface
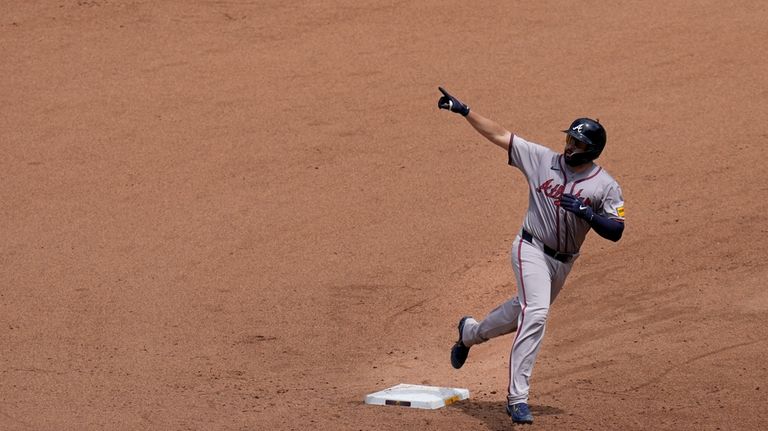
[[2, 1, 768, 430]]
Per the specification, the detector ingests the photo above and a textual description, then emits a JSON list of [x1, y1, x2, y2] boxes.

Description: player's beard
[[564, 151, 593, 167]]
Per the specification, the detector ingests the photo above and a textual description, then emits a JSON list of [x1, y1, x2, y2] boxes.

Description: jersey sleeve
[[507, 135, 551, 176], [599, 182, 625, 221]]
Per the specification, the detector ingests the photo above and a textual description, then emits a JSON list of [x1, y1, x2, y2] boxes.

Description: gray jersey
[[508, 134, 625, 254]]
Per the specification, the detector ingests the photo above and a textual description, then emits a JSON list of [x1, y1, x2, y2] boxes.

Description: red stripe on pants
[[508, 238, 527, 399]]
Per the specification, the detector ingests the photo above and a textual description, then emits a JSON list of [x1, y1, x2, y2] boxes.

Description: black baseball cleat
[[506, 402, 534, 424], [450, 316, 471, 369]]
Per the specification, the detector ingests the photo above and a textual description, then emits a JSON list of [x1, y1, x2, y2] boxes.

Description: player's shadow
[[450, 399, 565, 428]]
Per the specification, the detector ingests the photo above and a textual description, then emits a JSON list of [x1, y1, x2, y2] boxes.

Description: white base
[[364, 384, 470, 410]]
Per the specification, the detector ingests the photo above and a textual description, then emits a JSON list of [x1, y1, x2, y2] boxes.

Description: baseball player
[[437, 87, 625, 424]]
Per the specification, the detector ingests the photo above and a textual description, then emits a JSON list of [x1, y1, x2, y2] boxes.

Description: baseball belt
[[521, 229, 576, 264]]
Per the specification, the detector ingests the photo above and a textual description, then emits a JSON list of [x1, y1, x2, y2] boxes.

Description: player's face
[[564, 135, 588, 157]]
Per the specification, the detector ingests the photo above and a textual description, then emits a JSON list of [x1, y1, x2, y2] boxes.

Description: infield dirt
[[2, 1, 767, 430]]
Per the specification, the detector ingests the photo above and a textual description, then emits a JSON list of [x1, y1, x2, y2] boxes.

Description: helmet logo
[[572, 124, 585, 134]]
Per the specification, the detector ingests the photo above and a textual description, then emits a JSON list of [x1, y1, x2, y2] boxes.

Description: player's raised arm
[[437, 87, 512, 151]]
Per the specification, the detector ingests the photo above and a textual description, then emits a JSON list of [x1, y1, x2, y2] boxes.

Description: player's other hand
[[437, 87, 470, 116], [560, 193, 594, 221]]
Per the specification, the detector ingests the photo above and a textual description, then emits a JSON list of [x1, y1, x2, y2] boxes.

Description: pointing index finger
[[438, 86, 449, 97]]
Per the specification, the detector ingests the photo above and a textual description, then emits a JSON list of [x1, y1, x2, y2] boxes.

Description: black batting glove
[[559, 193, 595, 221], [437, 86, 470, 116]]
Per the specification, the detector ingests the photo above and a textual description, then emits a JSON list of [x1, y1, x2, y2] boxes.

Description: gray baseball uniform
[[461, 134, 625, 405]]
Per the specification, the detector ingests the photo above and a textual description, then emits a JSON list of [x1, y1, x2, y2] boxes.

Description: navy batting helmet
[[562, 118, 606, 166]]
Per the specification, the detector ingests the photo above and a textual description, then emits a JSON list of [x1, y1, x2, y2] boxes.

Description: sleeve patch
[[617, 206, 625, 217]]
